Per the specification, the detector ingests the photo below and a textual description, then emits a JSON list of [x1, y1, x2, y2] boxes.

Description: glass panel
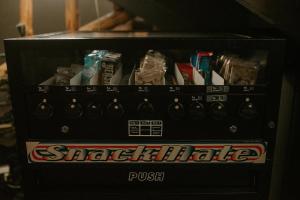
[[21, 49, 268, 86]]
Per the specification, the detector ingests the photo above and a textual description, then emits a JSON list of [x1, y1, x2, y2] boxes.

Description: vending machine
[[4, 32, 285, 200]]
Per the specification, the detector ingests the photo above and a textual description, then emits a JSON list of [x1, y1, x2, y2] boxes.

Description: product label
[[128, 120, 163, 136], [27, 142, 267, 164]]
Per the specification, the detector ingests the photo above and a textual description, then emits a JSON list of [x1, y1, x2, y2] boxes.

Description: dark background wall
[[238, 0, 300, 43], [114, 0, 271, 32], [237, 2, 300, 200], [0, 0, 113, 54]]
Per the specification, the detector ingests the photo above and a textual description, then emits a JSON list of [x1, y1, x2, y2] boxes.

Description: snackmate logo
[[26, 142, 266, 164]]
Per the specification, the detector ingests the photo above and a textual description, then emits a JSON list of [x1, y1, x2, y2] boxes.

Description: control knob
[[168, 103, 185, 120], [65, 100, 83, 119], [34, 102, 53, 120], [107, 102, 125, 119], [239, 103, 258, 120], [209, 102, 227, 120], [189, 102, 205, 120], [137, 99, 155, 118], [86, 103, 102, 120]]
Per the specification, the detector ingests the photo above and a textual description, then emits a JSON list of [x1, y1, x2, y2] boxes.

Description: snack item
[[176, 63, 194, 85], [217, 54, 238, 77], [219, 55, 259, 85], [100, 52, 122, 85], [81, 53, 100, 85], [191, 51, 213, 85], [81, 50, 117, 85], [227, 59, 259, 85], [135, 50, 166, 85], [55, 66, 79, 86]]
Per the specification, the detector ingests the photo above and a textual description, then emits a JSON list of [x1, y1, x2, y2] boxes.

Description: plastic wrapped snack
[[53, 64, 83, 86], [81, 53, 100, 85], [100, 52, 122, 85], [191, 51, 213, 84], [217, 54, 239, 78], [227, 59, 259, 85], [55, 67, 78, 86], [219, 57, 259, 85], [135, 50, 166, 85], [81, 50, 119, 85]]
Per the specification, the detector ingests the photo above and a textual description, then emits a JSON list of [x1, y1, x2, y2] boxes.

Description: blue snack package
[[190, 51, 213, 85], [81, 53, 99, 85]]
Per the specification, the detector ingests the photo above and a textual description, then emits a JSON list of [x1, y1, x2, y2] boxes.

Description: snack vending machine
[[4, 32, 285, 200]]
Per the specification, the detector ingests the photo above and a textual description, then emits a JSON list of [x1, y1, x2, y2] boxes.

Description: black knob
[[34, 103, 53, 120], [65, 103, 83, 119], [86, 103, 102, 120], [107, 102, 125, 119], [168, 103, 185, 120], [137, 102, 155, 118], [239, 103, 258, 120], [189, 102, 205, 120], [209, 102, 227, 120]]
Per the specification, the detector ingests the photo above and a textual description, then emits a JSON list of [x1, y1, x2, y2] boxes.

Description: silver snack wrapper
[[135, 50, 166, 85]]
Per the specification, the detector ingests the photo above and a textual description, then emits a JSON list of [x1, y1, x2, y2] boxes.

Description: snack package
[[55, 66, 80, 86], [227, 59, 259, 85], [218, 55, 260, 85], [176, 63, 194, 85], [81, 50, 119, 85], [135, 50, 166, 85], [217, 54, 238, 77], [191, 51, 213, 85], [100, 52, 122, 85], [81, 53, 100, 85]]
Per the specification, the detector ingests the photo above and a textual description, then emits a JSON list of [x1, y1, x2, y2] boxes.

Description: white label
[[128, 120, 163, 137]]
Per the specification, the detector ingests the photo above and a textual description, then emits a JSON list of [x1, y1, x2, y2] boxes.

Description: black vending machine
[[4, 32, 285, 200]]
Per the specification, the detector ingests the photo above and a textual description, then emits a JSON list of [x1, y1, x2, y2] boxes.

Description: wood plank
[[0, 62, 7, 77], [112, 20, 133, 31], [0, 123, 13, 130], [19, 0, 33, 36], [79, 10, 131, 31], [65, 0, 79, 32]]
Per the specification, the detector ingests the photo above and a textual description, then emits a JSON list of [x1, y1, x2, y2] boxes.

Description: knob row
[[34, 102, 125, 120], [34, 101, 257, 121], [168, 102, 258, 120]]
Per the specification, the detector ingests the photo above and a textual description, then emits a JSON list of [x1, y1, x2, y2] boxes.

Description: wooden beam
[[112, 20, 133, 31], [19, 0, 33, 36], [0, 62, 7, 77], [0, 123, 13, 130], [79, 10, 131, 31], [65, 0, 79, 32]]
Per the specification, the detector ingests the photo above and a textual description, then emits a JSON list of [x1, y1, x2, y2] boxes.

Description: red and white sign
[[26, 142, 267, 164]]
